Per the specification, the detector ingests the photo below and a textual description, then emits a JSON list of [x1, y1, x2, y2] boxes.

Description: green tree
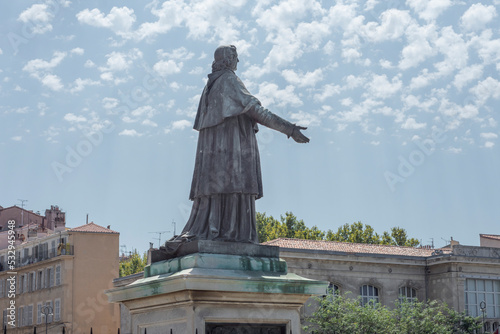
[[257, 212, 324, 243], [119, 250, 147, 277], [258, 213, 421, 248], [305, 293, 481, 334], [379, 227, 420, 247], [325, 222, 381, 244]]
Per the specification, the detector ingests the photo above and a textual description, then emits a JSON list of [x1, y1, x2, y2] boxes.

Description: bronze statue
[[174, 45, 309, 244]]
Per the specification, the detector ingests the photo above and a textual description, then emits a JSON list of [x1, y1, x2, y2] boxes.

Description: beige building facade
[[264, 237, 500, 333], [0, 218, 120, 334]]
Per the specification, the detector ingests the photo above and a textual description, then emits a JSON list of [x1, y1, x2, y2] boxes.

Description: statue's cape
[[193, 69, 261, 131]]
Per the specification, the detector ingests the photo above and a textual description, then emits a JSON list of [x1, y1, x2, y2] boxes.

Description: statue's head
[[212, 45, 238, 72]]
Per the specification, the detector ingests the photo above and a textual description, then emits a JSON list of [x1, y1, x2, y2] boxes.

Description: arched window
[[327, 282, 339, 295], [360, 285, 379, 305], [398, 286, 417, 303]]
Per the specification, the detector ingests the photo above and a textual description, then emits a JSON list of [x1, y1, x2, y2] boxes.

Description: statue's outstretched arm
[[246, 104, 310, 143]]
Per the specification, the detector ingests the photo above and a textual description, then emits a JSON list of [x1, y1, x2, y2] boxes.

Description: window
[[327, 282, 339, 295], [3, 309, 6, 327], [360, 285, 379, 306], [51, 240, 56, 257], [37, 303, 42, 325], [18, 306, 23, 327], [19, 275, 24, 294], [30, 272, 36, 292], [399, 286, 417, 303], [0, 280, 4, 298], [38, 270, 44, 290], [54, 299, 61, 321], [55, 265, 61, 286], [47, 267, 54, 288], [27, 305, 33, 326], [45, 301, 53, 323], [465, 279, 500, 318], [23, 274, 28, 293]]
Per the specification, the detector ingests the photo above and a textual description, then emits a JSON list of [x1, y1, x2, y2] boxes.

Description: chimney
[[450, 237, 459, 246]]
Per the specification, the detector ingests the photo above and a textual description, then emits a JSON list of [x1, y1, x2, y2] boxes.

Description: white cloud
[[71, 48, 84, 55], [189, 67, 203, 75], [314, 84, 341, 102], [70, 78, 100, 93], [11, 136, 22, 141], [131, 106, 156, 118], [64, 113, 87, 123], [0, 48, 3, 55], [334, 99, 383, 123], [281, 68, 323, 88], [471, 30, 500, 69], [119, 129, 142, 137], [102, 97, 119, 109], [171, 120, 192, 130], [484, 141, 495, 148], [433, 26, 468, 74], [402, 117, 427, 130], [23, 51, 66, 74], [361, 9, 412, 42], [257, 82, 303, 108], [153, 59, 183, 77], [399, 23, 437, 70], [460, 4, 497, 32], [366, 74, 402, 99], [470, 77, 500, 105], [406, 0, 452, 21], [76, 7, 136, 37], [142, 119, 158, 127], [480, 132, 498, 139], [289, 110, 321, 127], [41, 74, 63, 91], [364, 0, 379, 12], [84, 60, 96, 68], [255, 0, 324, 31], [409, 69, 439, 90], [453, 64, 483, 91], [439, 99, 479, 120], [22, 52, 67, 90], [99, 49, 142, 84], [157, 47, 194, 60], [18, 4, 54, 34]]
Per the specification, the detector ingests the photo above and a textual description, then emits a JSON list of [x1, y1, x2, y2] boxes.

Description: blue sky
[[1, 0, 499, 254]]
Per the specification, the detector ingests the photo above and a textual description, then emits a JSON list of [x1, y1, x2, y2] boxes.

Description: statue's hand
[[291, 125, 310, 143]]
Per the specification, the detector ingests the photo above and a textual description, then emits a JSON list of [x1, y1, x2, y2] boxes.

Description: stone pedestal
[[107, 241, 327, 334]]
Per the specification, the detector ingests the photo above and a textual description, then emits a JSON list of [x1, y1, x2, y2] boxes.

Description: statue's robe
[[178, 69, 294, 243]]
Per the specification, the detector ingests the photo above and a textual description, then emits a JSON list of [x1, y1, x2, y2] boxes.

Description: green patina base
[[106, 243, 328, 334], [144, 252, 288, 277]]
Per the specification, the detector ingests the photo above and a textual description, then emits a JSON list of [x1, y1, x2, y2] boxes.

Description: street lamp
[[480, 300, 487, 333], [41, 305, 53, 334]]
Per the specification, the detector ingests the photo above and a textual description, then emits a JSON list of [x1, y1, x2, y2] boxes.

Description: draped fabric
[[179, 194, 258, 243], [176, 70, 263, 243]]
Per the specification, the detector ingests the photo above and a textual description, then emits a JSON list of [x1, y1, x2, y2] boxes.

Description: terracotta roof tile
[[480, 234, 500, 241], [69, 222, 118, 234], [262, 238, 451, 257]]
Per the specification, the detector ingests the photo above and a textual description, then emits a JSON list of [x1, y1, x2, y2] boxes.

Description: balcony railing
[[0, 244, 74, 271]]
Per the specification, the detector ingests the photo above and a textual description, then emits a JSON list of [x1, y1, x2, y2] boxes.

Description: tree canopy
[[305, 293, 481, 334], [119, 250, 147, 277], [257, 212, 420, 247]]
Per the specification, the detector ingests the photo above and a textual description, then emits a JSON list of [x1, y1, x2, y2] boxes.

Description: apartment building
[[0, 204, 119, 334]]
